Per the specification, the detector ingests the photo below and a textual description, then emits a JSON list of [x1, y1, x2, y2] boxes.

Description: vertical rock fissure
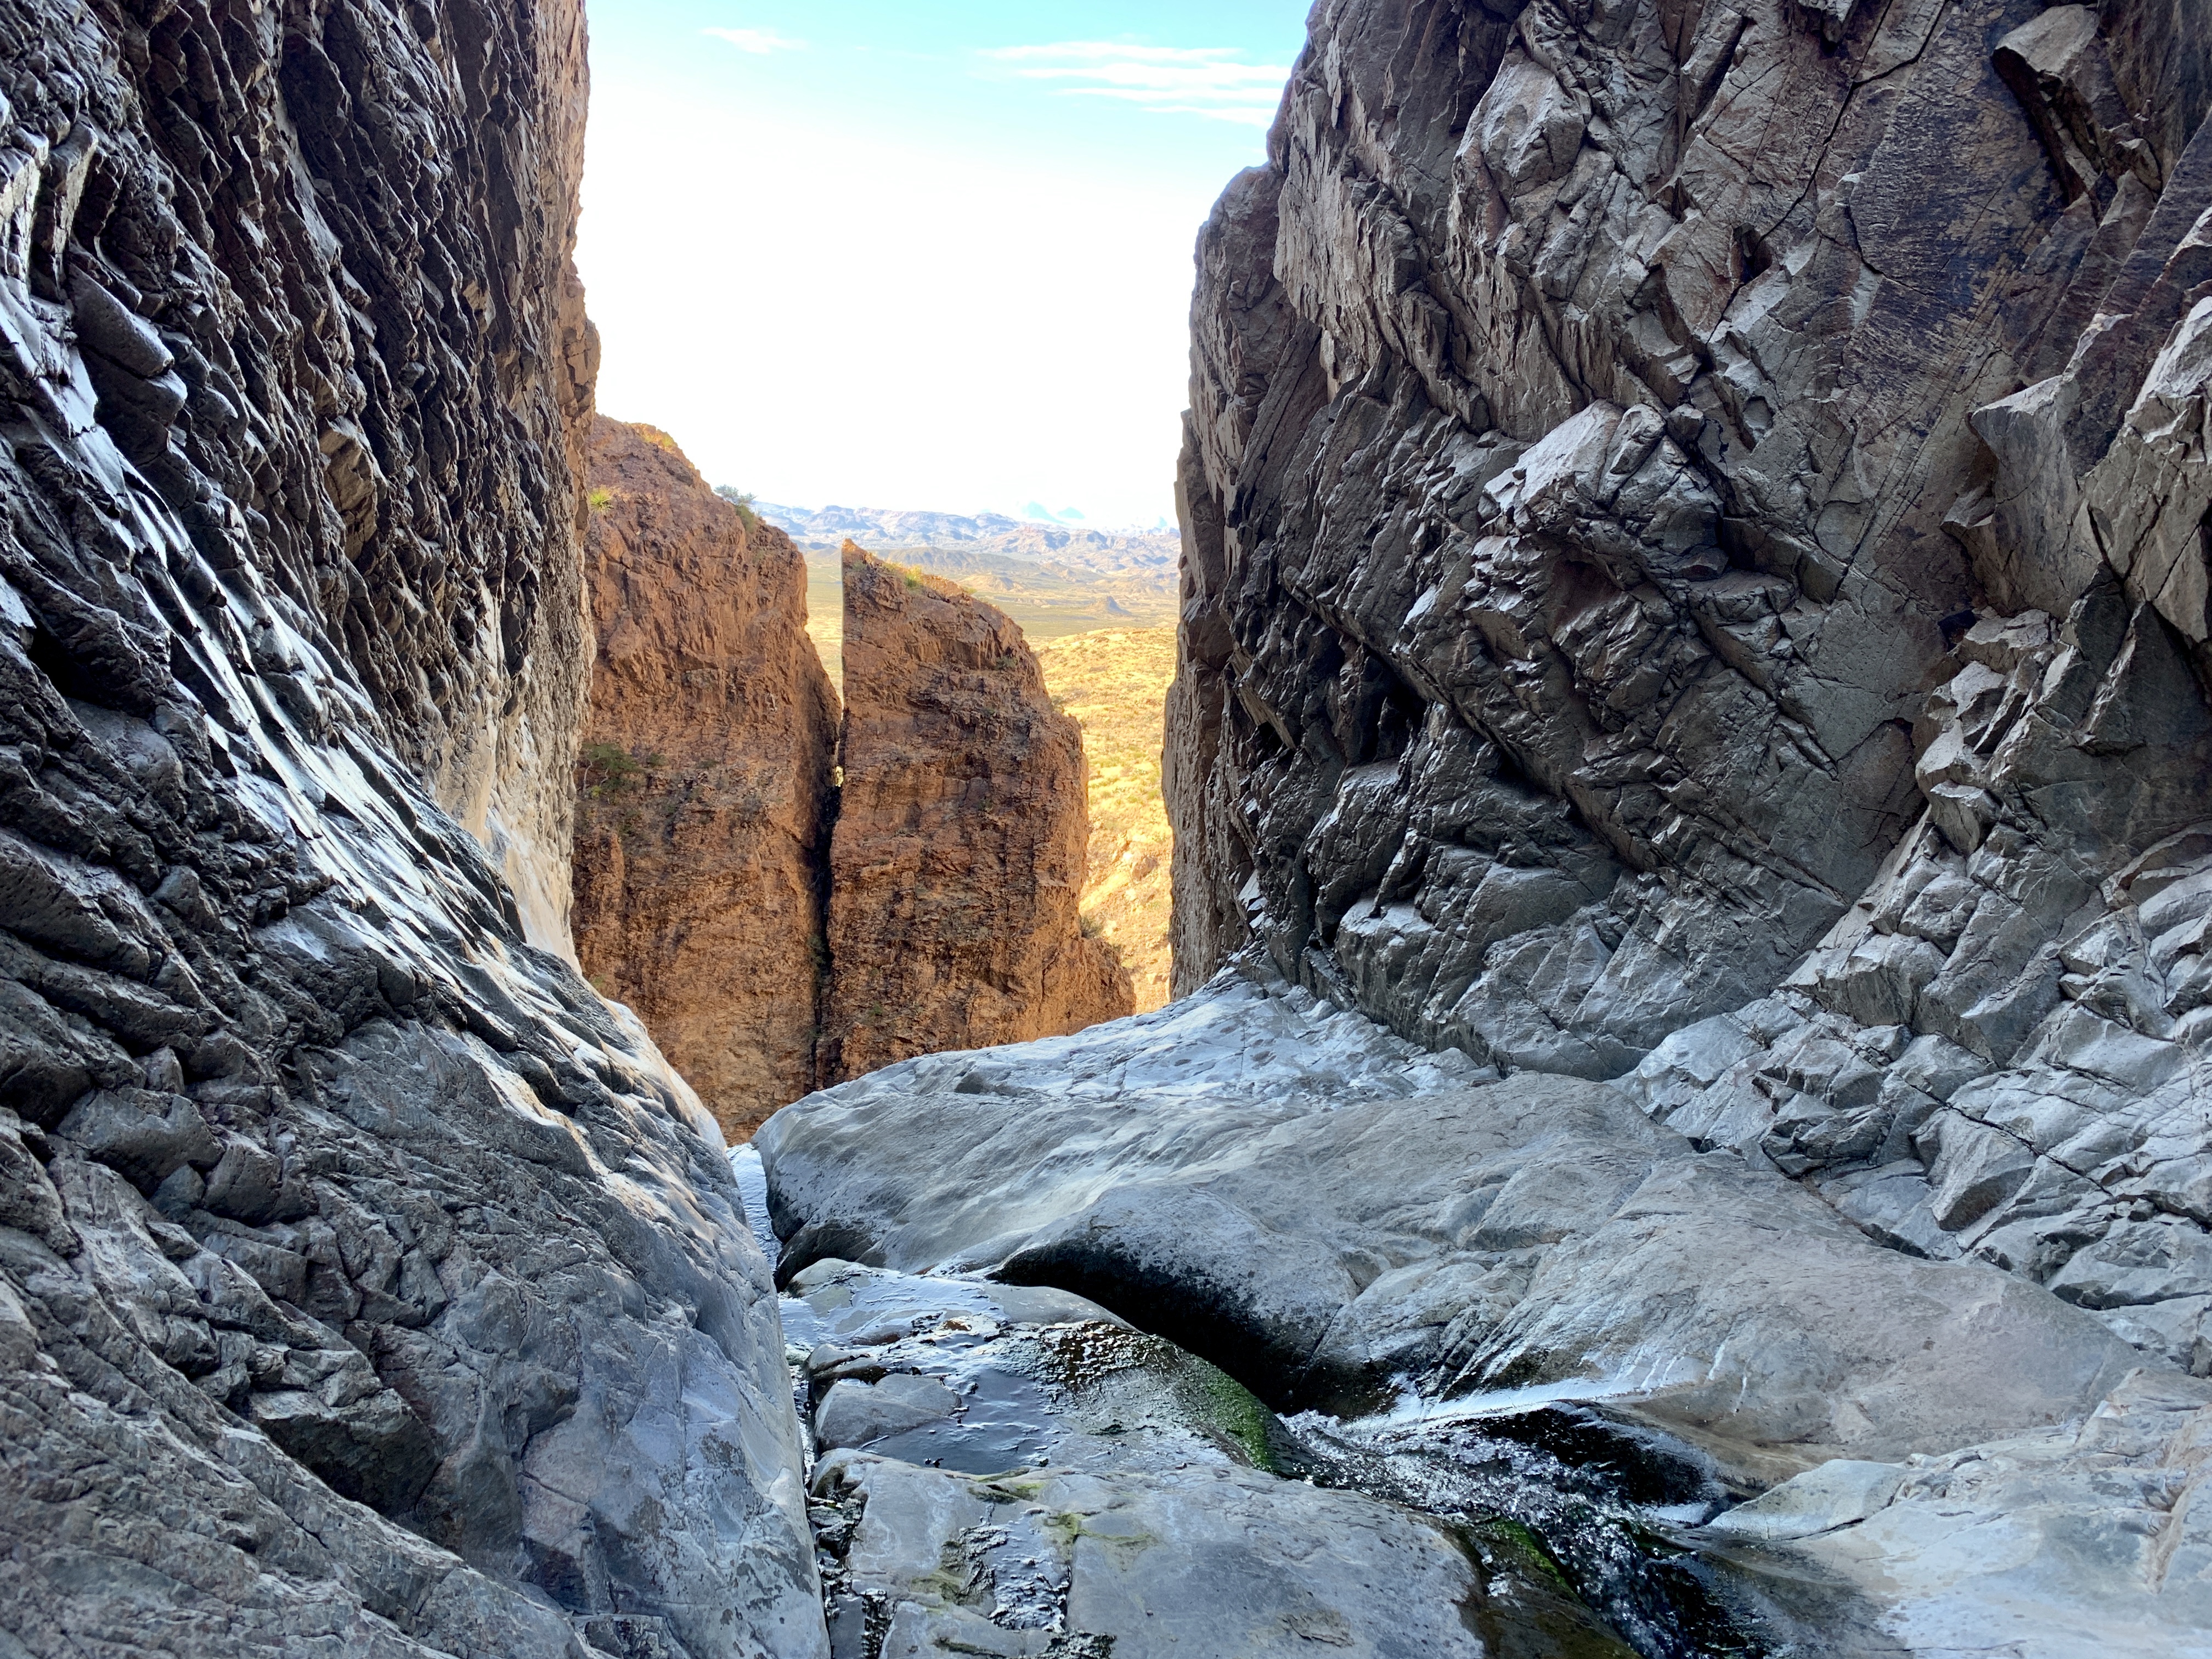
[[572, 418, 840, 1142], [819, 541, 1133, 1084]]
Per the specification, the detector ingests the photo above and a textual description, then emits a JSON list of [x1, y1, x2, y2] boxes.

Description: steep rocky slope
[[821, 543, 1132, 1081], [572, 419, 838, 1140], [0, 5, 821, 1655], [1168, 0, 2212, 1370]]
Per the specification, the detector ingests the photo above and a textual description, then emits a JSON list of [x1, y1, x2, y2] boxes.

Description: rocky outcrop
[[820, 543, 1132, 1081], [1167, 1, 2212, 1368], [15, 0, 602, 953], [568, 511, 1128, 1113], [761, 972, 2211, 1652], [763, 978, 2134, 1457], [0, 5, 821, 1656], [572, 419, 838, 1139]]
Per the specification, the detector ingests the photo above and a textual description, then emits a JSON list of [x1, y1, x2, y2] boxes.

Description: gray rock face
[[814, 1453, 1549, 1659], [0, 4, 821, 1656], [763, 974, 2212, 1649], [760, 977, 2136, 1483], [1167, 0, 2212, 1372], [1714, 1368, 2212, 1655], [775, 1242, 1643, 1655]]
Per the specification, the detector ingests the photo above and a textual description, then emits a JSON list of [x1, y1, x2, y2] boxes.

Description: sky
[[577, 3, 1310, 530]]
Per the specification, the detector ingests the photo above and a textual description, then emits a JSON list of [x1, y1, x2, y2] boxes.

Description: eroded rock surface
[[761, 973, 2212, 1651], [1699, 1368, 2212, 1654], [761, 977, 2135, 1474], [573, 418, 839, 1139], [822, 543, 1131, 1082], [1166, 0, 2212, 1386], [0, 4, 821, 1655], [760, 1206, 1648, 1656]]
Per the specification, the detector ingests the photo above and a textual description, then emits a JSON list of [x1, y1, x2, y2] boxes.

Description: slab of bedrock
[[771, 1253, 1634, 1658], [757, 969, 2212, 1652]]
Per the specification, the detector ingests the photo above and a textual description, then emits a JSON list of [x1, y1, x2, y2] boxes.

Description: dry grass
[[1034, 624, 1177, 1012], [802, 555, 1172, 687]]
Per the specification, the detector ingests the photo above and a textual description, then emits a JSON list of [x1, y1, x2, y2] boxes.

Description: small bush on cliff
[[588, 486, 613, 511], [714, 485, 761, 532], [579, 741, 658, 798]]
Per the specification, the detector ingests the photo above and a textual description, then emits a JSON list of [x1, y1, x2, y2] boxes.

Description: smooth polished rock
[[812, 1451, 1633, 1659], [763, 974, 2138, 1480], [1699, 1460, 1908, 1543], [1758, 1369, 2212, 1657], [815, 1374, 961, 1453]]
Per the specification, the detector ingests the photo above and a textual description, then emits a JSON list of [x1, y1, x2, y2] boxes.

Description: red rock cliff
[[822, 542, 1133, 1080], [572, 419, 840, 1138]]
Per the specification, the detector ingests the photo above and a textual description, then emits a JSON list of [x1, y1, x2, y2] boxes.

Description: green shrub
[[588, 487, 613, 511], [578, 740, 658, 798], [715, 486, 761, 532]]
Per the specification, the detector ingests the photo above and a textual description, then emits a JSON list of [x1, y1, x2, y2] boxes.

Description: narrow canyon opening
[[5, 3, 2212, 1658]]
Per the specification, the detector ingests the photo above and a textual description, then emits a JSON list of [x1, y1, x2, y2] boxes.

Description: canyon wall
[[0, 4, 822, 1655], [572, 419, 838, 1140], [1169, 0, 2212, 1361], [822, 543, 1132, 1081]]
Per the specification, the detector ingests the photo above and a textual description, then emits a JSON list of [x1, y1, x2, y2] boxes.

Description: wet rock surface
[[763, 972, 2212, 1651], [741, 1159, 1658, 1658], [0, 4, 822, 1655], [1162, 0, 2212, 1538], [821, 543, 1131, 1084], [761, 978, 2132, 1470], [573, 418, 840, 1138]]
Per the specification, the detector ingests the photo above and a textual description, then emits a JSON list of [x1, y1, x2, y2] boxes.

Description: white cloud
[[704, 27, 804, 54], [989, 43, 1249, 64], [579, 86, 1210, 529], [986, 41, 1290, 129]]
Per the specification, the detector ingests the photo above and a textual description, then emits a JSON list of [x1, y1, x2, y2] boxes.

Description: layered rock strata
[[1167, 1, 2212, 1367], [0, 5, 821, 1655], [821, 542, 1131, 1081], [572, 418, 839, 1139]]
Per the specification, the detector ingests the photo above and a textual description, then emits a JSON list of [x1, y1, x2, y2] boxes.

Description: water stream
[[731, 1149, 1841, 1658]]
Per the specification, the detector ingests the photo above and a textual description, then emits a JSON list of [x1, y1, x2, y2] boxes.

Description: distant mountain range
[[738, 498, 1181, 584]]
